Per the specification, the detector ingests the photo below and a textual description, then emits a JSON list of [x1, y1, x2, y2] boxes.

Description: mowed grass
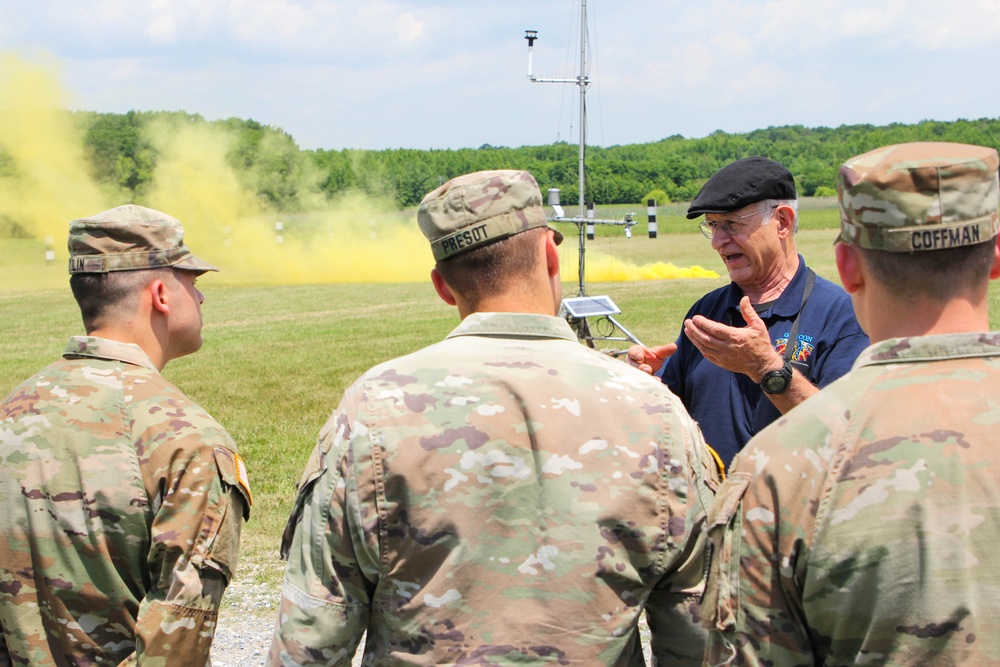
[[4, 203, 1000, 611], [0, 278, 459, 593]]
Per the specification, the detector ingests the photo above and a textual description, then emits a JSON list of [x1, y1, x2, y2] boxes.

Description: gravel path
[[210, 560, 280, 667], [211, 613, 274, 667]]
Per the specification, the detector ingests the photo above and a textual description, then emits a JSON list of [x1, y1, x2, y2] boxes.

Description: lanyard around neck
[[783, 268, 816, 362]]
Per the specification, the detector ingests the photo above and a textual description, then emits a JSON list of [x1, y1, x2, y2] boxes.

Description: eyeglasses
[[699, 205, 778, 239]]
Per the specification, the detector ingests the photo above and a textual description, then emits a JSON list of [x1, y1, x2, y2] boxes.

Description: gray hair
[[760, 198, 799, 233]]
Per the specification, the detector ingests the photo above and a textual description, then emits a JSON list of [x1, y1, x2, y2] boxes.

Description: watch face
[[763, 375, 789, 393], [761, 362, 792, 394]]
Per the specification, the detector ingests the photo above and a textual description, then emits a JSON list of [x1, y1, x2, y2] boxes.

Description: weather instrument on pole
[[524, 3, 644, 352], [545, 188, 643, 349]]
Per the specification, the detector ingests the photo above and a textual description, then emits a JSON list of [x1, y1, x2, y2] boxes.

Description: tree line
[[56, 111, 1000, 211]]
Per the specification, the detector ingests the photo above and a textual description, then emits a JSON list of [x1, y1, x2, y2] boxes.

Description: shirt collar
[[855, 331, 1000, 369], [446, 312, 579, 342], [63, 336, 160, 372]]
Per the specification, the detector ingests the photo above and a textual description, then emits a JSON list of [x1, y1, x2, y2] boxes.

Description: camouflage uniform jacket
[[268, 312, 719, 666], [704, 332, 1000, 665], [0, 336, 250, 667]]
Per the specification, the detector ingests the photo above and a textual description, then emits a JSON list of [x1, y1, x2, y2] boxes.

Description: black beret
[[686, 157, 796, 219]]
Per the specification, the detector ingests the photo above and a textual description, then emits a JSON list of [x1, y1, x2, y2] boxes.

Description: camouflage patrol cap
[[68, 204, 219, 274], [837, 142, 1000, 252], [417, 170, 563, 261]]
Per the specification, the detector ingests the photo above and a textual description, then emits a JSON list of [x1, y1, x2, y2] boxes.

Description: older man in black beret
[[629, 157, 868, 467]]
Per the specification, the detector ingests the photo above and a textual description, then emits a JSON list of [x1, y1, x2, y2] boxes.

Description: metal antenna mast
[[525, 1, 595, 296], [524, 5, 643, 350]]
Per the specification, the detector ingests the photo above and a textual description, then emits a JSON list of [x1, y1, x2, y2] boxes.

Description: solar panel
[[562, 295, 621, 318]]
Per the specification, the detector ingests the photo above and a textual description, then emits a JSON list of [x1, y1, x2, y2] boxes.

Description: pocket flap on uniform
[[703, 472, 751, 632], [708, 472, 750, 527]]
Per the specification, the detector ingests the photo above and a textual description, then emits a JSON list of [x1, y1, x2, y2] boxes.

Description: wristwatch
[[760, 360, 794, 394]]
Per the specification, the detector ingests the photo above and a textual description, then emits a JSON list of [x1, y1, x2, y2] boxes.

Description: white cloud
[[753, 0, 1000, 51], [108, 58, 141, 81], [5, 0, 1000, 150], [223, 1, 429, 55], [227, 0, 341, 47], [394, 13, 424, 43], [144, 14, 179, 44], [92, 0, 135, 26]]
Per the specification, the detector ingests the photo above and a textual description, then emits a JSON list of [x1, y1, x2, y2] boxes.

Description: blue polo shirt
[[657, 256, 868, 467]]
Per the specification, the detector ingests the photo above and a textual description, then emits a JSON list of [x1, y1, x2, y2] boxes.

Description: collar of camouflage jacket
[[856, 331, 1000, 369], [446, 312, 578, 341], [62, 336, 160, 372]]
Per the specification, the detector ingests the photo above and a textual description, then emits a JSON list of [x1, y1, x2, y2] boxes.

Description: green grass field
[[4, 205, 1000, 611]]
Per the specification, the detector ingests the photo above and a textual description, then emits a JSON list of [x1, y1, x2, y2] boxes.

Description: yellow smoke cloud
[[139, 115, 433, 284], [0, 54, 111, 259], [0, 52, 715, 289], [567, 251, 718, 282], [0, 53, 434, 286]]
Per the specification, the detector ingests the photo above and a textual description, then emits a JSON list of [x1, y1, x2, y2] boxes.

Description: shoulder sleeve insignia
[[234, 453, 253, 507]]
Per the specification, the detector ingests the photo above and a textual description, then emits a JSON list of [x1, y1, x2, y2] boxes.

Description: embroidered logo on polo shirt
[[775, 333, 815, 363]]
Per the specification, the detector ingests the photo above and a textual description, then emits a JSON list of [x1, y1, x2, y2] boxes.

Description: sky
[[3, 0, 1000, 152]]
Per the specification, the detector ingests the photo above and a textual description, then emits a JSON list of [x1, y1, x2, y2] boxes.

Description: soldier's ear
[[544, 230, 560, 278], [430, 268, 457, 306], [835, 242, 863, 294], [148, 278, 171, 315], [989, 236, 1000, 281]]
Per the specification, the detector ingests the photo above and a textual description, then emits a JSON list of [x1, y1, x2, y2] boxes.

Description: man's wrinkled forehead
[[705, 201, 767, 219]]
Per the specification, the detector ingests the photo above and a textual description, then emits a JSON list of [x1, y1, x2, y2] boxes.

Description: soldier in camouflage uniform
[[703, 142, 1000, 665], [0, 205, 251, 666], [268, 170, 719, 666]]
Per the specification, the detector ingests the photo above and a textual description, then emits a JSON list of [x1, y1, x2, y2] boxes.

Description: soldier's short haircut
[[434, 227, 545, 310], [70, 268, 173, 332], [859, 236, 997, 303]]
